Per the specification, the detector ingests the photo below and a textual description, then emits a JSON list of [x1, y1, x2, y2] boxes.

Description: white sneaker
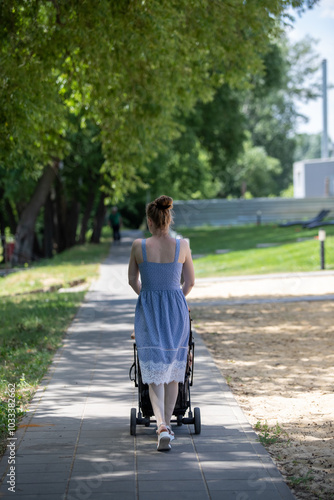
[[166, 425, 175, 441], [156, 424, 171, 451]]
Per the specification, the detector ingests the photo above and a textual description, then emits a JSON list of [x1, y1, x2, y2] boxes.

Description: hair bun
[[146, 195, 174, 229], [155, 195, 173, 211], [156, 203, 172, 210]]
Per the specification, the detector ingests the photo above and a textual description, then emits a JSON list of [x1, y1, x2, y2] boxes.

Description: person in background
[[128, 195, 195, 451], [109, 206, 122, 243]]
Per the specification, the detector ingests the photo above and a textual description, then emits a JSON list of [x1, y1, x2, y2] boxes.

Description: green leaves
[[1, 0, 320, 201], [234, 135, 283, 198]]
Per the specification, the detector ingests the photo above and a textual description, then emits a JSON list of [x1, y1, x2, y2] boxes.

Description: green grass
[[254, 421, 288, 446], [289, 471, 315, 487], [179, 224, 334, 277], [0, 292, 85, 438], [0, 229, 112, 448], [0, 235, 112, 296]]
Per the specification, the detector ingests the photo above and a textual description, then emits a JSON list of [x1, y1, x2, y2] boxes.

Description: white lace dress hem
[[139, 360, 186, 385]]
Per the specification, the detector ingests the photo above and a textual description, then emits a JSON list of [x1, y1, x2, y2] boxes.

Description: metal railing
[[172, 197, 334, 228]]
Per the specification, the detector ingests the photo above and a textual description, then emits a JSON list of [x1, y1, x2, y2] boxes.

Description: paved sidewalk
[[0, 232, 296, 500]]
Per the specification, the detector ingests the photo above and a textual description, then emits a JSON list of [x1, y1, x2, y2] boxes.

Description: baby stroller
[[129, 312, 201, 435]]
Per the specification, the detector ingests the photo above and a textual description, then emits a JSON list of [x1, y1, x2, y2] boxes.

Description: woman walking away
[[108, 206, 122, 243], [128, 195, 195, 451]]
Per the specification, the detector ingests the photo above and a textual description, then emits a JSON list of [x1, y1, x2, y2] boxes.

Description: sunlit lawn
[[179, 224, 334, 277], [0, 235, 112, 297]]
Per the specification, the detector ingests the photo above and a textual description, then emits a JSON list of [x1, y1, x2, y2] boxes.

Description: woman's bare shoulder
[[178, 238, 191, 261], [130, 238, 144, 264], [131, 238, 142, 255], [132, 238, 143, 247], [179, 238, 190, 250]]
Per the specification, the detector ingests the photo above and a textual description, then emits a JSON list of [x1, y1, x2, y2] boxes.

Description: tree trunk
[[12, 161, 59, 264], [43, 192, 54, 259], [54, 175, 67, 254], [0, 225, 6, 263], [78, 189, 96, 244], [53, 176, 81, 253], [33, 232, 44, 259], [0, 203, 6, 262], [65, 199, 80, 248], [90, 192, 106, 244], [0, 188, 6, 263], [0, 187, 18, 263], [5, 199, 18, 235]]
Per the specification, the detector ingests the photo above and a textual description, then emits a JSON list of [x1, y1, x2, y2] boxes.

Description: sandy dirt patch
[[190, 273, 334, 300], [191, 300, 334, 500]]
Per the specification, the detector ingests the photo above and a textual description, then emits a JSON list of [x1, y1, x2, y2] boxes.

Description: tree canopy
[[0, 0, 320, 261], [1, 1, 319, 187], [136, 32, 322, 207]]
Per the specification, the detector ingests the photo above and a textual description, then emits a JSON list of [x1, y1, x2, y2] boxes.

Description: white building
[[293, 158, 334, 198]]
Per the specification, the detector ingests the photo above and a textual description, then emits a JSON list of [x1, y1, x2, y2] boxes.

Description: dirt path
[[190, 299, 334, 500]]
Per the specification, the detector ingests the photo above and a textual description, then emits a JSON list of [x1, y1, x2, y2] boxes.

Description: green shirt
[[109, 212, 120, 225]]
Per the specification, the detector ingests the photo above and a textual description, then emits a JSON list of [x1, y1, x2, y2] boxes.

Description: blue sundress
[[134, 238, 190, 385]]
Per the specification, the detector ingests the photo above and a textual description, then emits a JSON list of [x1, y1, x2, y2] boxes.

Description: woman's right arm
[[182, 240, 195, 297], [128, 240, 142, 295]]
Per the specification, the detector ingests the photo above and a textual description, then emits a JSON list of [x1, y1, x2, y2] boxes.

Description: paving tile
[[194, 442, 256, 453], [192, 427, 243, 438], [71, 469, 134, 481], [76, 438, 132, 449], [137, 491, 209, 500], [68, 493, 136, 500], [9, 471, 70, 484], [137, 459, 201, 472], [273, 480, 298, 500], [1, 481, 66, 495], [9, 462, 71, 474], [137, 468, 203, 481], [199, 454, 264, 464], [73, 456, 135, 474], [20, 430, 78, 440], [210, 492, 284, 500], [71, 459, 130, 473], [67, 478, 136, 494], [14, 454, 73, 464], [202, 468, 277, 481], [206, 478, 277, 492], [138, 444, 197, 457], [15, 444, 75, 454], [137, 449, 196, 461], [19, 419, 81, 431], [138, 479, 207, 492], [200, 460, 274, 470], [0, 495, 64, 500], [20, 436, 77, 447]]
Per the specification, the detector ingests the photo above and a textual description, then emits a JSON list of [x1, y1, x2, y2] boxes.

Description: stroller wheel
[[130, 408, 137, 436], [177, 414, 183, 426], [194, 407, 201, 435]]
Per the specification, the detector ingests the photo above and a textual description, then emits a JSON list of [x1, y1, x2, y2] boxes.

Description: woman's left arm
[[182, 240, 195, 297], [128, 240, 141, 295]]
